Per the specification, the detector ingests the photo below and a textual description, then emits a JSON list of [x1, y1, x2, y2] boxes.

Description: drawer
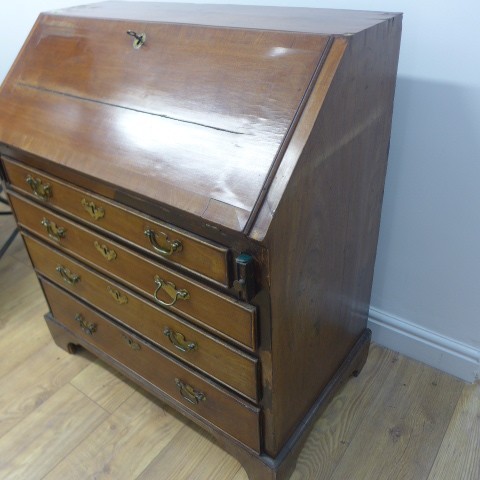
[[40, 279, 261, 453], [2, 157, 230, 286], [9, 191, 256, 350], [25, 234, 259, 402]]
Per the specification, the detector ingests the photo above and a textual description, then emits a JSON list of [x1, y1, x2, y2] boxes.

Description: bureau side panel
[[262, 17, 402, 455]]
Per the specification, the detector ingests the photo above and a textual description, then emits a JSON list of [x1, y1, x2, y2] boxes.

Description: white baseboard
[[368, 307, 480, 383]]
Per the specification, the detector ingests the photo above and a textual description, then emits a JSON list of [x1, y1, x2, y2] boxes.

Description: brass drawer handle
[[144, 228, 182, 256], [123, 334, 140, 350], [81, 198, 105, 220], [107, 285, 128, 304], [153, 276, 190, 307], [163, 327, 197, 353], [41, 217, 66, 241], [94, 241, 117, 261], [25, 175, 52, 201], [75, 313, 96, 336], [56, 265, 80, 285], [175, 378, 206, 405]]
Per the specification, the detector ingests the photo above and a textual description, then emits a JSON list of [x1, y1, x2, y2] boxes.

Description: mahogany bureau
[[0, 3, 402, 478]]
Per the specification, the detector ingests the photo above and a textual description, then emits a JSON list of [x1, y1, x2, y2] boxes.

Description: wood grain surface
[[0, 384, 108, 480], [427, 382, 480, 480], [0, 12, 330, 232], [328, 356, 464, 480], [9, 192, 257, 349], [0, 5, 415, 479], [262, 15, 402, 455], [24, 234, 259, 401], [0, 227, 477, 480], [44, 390, 184, 480], [3, 157, 231, 286], [41, 279, 261, 452], [47, 2, 400, 35]]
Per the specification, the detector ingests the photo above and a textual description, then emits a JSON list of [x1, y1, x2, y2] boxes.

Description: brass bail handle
[[153, 276, 190, 307], [175, 378, 206, 405], [75, 313, 97, 336], [126, 30, 146, 49], [56, 265, 80, 285], [144, 228, 182, 256], [41, 217, 66, 241], [163, 327, 197, 353], [25, 175, 52, 201]]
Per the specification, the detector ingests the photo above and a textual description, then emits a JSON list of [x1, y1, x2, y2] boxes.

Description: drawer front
[[9, 192, 256, 350], [40, 279, 261, 452], [2, 157, 229, 286], [24, 234, 259, 402]]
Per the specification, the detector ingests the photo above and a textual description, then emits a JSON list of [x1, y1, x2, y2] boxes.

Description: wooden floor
[[1, 209, 479, 480]]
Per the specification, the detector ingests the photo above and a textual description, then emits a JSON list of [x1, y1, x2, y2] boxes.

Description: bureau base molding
[[44, 312, 371, 480], [368, 307, 480, 382]]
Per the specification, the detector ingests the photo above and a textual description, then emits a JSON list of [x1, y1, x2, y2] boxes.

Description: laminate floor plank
[[0, 326, 50, 377], [0, 251, 34, 296], [427, 382, 480, 480], [0, 265, 43, 320], [231, 468, 249, 480], [289, 344, 398, 480], [44, 390, 184, 480], [0, 222, 27, 267], [71, 358, 137, 413], [0, 270, 54, 380], [0, 213, 26, 265], [11, 233, 33, 266], [327, 357, 465, 480], [0, 337, 92, 438], [0, 383, 108, 480], [137, 421, 243, 480], [0, 208, 16, 240]]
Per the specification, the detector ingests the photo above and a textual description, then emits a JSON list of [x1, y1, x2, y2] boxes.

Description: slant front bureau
[[0, 2, 402, 478]]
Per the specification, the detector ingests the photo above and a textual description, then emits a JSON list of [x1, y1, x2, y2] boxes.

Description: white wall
[[2, 0, 479, 381]]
